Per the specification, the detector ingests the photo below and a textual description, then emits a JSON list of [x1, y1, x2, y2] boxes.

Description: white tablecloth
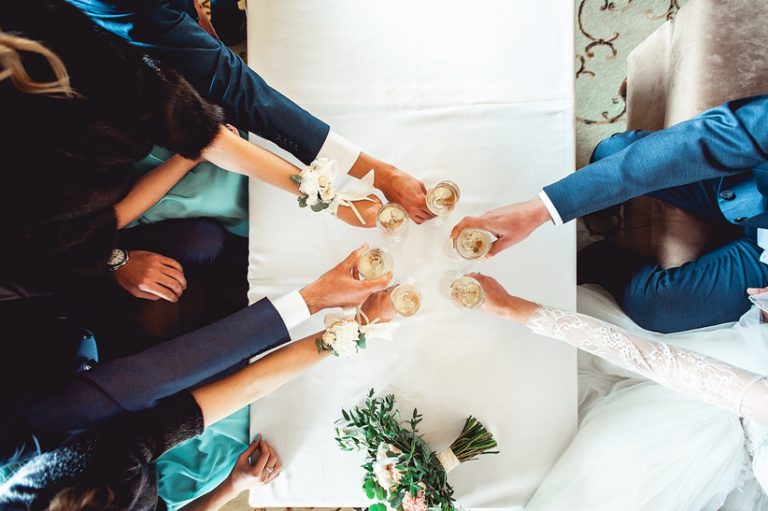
[[246, 1, 576, 508]]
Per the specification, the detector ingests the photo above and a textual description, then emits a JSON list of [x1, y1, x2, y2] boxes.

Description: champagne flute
[[439, 271, 485, 310], [376, 203, 409, 244], [357, 247, 393, 280], [454, 228, 496, 260], [390, 279, 422, 318], [426, 180, 460, 222]]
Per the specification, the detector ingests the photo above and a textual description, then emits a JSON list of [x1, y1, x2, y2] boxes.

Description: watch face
[[108, 249, 127, 268]]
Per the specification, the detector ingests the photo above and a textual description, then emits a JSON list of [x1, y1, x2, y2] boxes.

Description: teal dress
[[130, 145, 249, 237], [131, 145, 252, 509]]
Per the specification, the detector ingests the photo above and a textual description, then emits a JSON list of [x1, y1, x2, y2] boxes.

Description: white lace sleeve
[[527, 306, 768, 425]]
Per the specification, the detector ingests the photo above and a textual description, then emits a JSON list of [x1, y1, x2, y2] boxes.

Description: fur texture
[[0, 0, 223, 288]]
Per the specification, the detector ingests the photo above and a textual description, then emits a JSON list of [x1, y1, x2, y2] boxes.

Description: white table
[[245, 1, 576, 508]]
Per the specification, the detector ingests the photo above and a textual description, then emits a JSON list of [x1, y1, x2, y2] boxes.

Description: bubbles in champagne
[[391, 283, 421, 317], [358, 248, 392, 280], [456, 228, 493, 259], [377, 203, 409, 243], [426, 181, 460, 216], [450, 276, 484, 309]]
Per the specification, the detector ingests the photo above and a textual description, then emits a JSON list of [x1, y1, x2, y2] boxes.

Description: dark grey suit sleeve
[[543, 95, 768, 223], [15, 298, 289, 450]]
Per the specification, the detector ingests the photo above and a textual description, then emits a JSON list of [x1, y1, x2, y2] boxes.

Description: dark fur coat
[[0, 0, 223, 288]]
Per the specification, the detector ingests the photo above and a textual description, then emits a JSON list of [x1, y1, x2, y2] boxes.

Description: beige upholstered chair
[[621, 0, 768, 268]]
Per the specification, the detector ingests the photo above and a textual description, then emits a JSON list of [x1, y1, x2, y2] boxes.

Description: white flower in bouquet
[[373, 443, 402, 491], [297, 158, 338, 207], [322, 317, 362, 358]]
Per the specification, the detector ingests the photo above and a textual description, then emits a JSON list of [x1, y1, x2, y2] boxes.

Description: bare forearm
[[202, 126, 301, 195], [191, 334, 330, 427], [115, 155, 197, 228]]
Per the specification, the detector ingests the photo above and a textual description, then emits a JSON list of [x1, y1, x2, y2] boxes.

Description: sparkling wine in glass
[[357, 247, 393, 280], [376, 203, 409, 243], [426, 180, 460, 217], [391, 280, 422, 317], [439, 272, 485, 310], [455, 228, 495, 260]]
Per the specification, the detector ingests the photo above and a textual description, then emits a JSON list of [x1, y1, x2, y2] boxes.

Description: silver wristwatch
[[107, 248, 130, 272]]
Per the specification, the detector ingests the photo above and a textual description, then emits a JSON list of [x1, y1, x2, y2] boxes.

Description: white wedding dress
[[524, 286, 768, 511]]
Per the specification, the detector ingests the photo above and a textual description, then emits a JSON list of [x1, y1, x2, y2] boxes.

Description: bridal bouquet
[[336, 390, 499, 511]]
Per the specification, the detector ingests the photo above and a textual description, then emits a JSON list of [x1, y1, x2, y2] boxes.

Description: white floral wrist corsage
[[292, 158, 377, 225], [316, 311, 400, 358]]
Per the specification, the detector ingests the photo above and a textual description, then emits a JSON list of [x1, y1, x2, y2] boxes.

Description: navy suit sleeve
[[13, 297, 289, 458], [544, 95, 768, 223], [69, 0, 330, 164]]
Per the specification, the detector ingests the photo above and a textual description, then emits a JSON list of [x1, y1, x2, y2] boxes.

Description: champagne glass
[[376, 203, 409, 243], [439, 271, 485, 310], [454, 228, 495, 260], [426, 180, 460, 222], [390, 279, 422, 318], [357, 247, 393, 280]]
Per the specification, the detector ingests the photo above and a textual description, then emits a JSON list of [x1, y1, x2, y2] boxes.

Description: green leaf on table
[[298, 196, 308, 208], [370, 504, 388, 511], [311, 200, 330, 212]]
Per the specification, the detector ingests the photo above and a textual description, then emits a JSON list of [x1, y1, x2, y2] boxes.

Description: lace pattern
[[527, 306, 768, 423]]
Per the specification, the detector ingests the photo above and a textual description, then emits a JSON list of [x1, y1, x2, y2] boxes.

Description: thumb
[[344, 244, 369, 268], [239, 435, 262, 466], [747, 288, 766, 296], [486, 237, 507, 258]]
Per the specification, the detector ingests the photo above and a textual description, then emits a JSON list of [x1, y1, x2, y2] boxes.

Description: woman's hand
[[467, 273, 539, 324], [336, 194, 383, 228], [225, 436, 282, 495], [360, 286, 396, 323]]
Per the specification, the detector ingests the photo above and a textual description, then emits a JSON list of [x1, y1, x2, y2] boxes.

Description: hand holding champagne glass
[[439, 271, 485, 310]]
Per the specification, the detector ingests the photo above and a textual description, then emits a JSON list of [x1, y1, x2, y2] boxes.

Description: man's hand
[[468, 273, 539, 323], [113, 250, 187, 302], [450, 197, 552, 258], [349, 152, 434, 224], [300, 245, 392, 314], [336, 194, 383, 228]]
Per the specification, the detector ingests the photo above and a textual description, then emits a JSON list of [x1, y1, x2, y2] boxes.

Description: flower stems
[[449, 416, 499, 463]]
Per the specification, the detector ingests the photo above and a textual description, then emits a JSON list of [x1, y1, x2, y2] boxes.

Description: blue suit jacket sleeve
[[69, 0, 330, 164], [543, 95, 768, 223], [11, 297, 289, 461]]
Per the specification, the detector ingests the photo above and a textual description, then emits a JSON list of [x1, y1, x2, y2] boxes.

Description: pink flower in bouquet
[[373, 443, 403, 491], [401, 484, 427, 511]]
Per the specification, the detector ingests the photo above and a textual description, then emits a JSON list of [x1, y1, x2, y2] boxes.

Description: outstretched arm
[[202, 127, 382, 227], [472, 273, 768, 426], [115, 155, 199, 229], [544, 95, 768, 223]]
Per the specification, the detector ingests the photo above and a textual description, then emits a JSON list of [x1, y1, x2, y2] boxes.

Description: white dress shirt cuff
[[317, 131, 362, 175], [271, 290, 311, 331], [538, 191, 564, 226]]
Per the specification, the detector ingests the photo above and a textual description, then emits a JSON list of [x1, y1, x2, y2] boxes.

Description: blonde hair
[[47, 486, 115, 511], [0, 31, 77, 97]]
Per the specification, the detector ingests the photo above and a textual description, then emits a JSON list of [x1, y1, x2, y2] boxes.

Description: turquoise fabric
[[130, 145, 249, 237], [135, 141, 252, 509], [156, 406, 252, 510]]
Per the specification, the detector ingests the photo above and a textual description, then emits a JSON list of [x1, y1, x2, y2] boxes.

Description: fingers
[[266, 460, 282, 483], [747, 287, 768, 295], [156, 273, 184, 299], [133, 290, 161, 301], [241, 435, 263, 467], [257, 441, 279, 483], [486, 238, 507, 258], [139, 281, 178, 302], [250, 440, 271, 478], [363, 271, 393, 292], [343, 244, 369, 270]]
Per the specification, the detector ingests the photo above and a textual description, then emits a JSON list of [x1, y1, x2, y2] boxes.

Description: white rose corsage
[[316, 310, 399, 358], [292, 158, 377, 225]]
